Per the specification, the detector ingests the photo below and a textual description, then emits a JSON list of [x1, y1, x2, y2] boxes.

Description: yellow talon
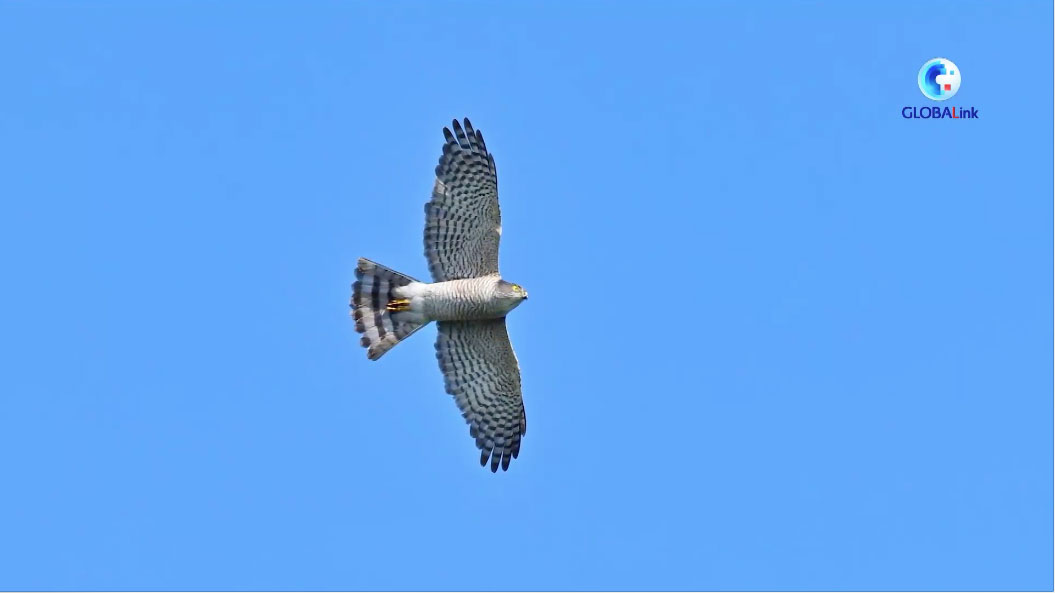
[[386, 298, 411, 312]]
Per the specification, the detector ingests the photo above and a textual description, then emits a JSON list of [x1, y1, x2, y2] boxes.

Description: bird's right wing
[[435, 318, 526, 472], [424, 118, 502, 282]]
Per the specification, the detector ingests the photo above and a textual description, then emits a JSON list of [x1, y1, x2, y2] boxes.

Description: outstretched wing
[[424, 118, 501, 282], [435, 318, 526, 472]]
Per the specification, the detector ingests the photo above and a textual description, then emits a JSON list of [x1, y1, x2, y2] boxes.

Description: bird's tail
[[351, 258, 427, 360]]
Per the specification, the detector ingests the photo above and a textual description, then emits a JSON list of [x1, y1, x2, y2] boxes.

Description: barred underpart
[[421, 276, 511, 321]]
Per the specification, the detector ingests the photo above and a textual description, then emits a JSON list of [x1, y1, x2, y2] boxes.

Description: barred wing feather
[[435, 318, 526, 472], [424, 118, 502, 282]]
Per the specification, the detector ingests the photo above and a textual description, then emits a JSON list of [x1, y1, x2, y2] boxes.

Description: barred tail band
[[351, 258, 425, 360]]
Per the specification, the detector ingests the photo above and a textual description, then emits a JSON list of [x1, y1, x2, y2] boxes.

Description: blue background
[[1, 2, 1051, 590]]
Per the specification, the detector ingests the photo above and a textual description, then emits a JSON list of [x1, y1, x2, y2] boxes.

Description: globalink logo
[[902, 57, 978, 120], [918, 57, 960, 100]]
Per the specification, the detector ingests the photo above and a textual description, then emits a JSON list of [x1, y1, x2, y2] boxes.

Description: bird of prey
[[350, 118, 529, 472]]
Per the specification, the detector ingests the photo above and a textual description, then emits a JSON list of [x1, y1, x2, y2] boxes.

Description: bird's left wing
[[424, 118, 502, 282]]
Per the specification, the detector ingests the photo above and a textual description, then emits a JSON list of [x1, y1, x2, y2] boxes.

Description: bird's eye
[[511, 284, 522, 293]]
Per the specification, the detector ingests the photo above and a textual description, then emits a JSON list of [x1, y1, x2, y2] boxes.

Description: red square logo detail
[[944, 83, 952, 90]]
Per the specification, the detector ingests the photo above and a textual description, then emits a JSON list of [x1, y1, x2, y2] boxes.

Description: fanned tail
[[351, 258, 426, 360]]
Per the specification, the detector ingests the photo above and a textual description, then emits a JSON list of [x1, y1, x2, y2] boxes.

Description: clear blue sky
[[0, 2, 1051, 590]]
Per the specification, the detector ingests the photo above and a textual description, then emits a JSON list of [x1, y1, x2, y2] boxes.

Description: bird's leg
[[386, 298, 411, 312]]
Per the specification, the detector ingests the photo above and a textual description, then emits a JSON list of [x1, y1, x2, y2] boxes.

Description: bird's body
[[350, 118, 529, 472], [398, 277, 525, 322]]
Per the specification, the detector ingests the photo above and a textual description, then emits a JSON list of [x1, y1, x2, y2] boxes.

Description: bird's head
[[498, 280, 529, 310]]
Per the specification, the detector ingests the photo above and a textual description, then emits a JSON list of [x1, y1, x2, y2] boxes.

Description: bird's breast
[[421, 278, 506, 321]]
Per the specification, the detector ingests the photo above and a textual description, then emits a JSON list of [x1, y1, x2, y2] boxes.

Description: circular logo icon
[[918, 58, 961, 101]]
